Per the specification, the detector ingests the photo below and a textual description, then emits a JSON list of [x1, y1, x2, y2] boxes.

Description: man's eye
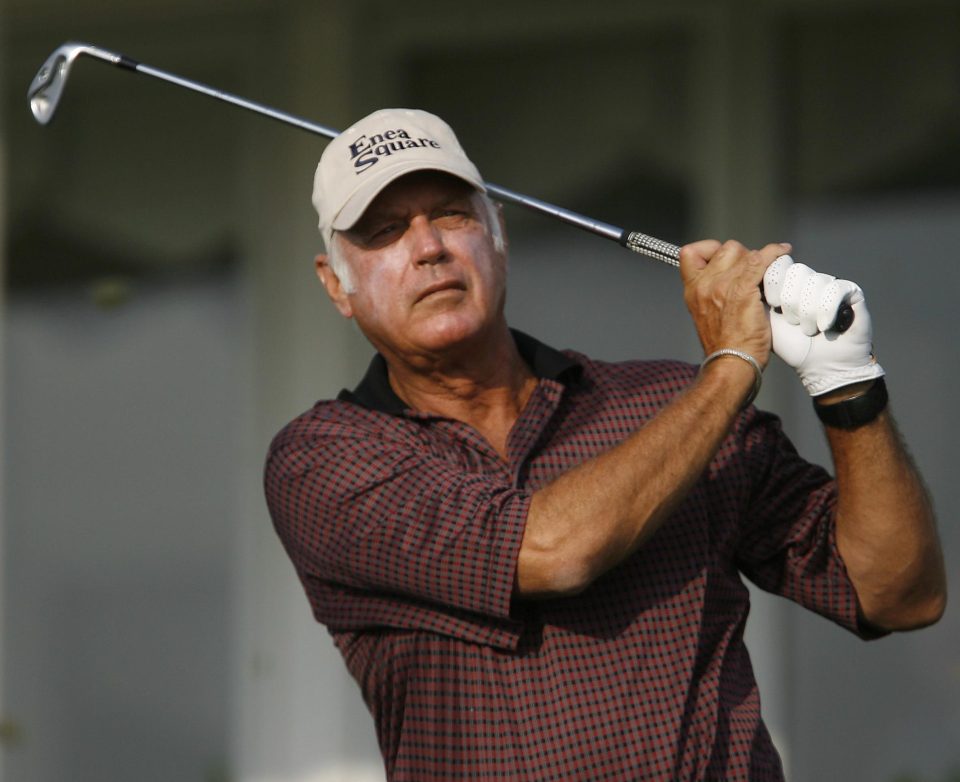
[[436, 209, 468, 221], [372, 222, 402, 239]]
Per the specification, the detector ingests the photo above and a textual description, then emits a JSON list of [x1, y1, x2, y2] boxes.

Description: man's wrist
[[700, 348, 763, 409], [813, 377, 888, 430]]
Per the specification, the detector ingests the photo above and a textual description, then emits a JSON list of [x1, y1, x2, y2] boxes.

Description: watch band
[[813, 377, 888, 430]]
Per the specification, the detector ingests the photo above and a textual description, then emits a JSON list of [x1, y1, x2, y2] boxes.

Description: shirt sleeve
[[263, 403, 530, 650], [733, 406, 886, 639]]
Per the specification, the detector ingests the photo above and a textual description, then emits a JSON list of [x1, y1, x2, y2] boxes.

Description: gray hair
[[326, 191, 505, 296], [325, 234, 357, 294]]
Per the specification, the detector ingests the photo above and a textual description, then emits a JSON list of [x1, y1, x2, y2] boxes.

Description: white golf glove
[[763, 255, 884, 396]]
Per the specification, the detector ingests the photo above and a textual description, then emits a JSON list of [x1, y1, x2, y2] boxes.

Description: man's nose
[[408, 215, 446, 265]]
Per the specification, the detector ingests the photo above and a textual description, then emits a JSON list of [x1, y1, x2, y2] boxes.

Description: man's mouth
[[415, 280, 466, 302]]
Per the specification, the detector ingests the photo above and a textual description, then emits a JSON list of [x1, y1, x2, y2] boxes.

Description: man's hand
[[763, 255, 884, 396], [680, 240, 787, 370]]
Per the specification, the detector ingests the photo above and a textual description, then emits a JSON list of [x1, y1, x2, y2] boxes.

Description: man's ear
[[315, 254, 353, 318]]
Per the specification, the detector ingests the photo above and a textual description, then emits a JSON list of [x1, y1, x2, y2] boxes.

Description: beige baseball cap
[[312, 108, 486, 249]]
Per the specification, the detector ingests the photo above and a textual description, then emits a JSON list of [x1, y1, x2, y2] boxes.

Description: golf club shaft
[[28, 42, 681, 268], [140, 63, 684, 264]]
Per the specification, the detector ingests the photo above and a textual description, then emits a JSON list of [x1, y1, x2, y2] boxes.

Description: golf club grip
[[620, 231, 854, 334], [621, 231, 681, 267]]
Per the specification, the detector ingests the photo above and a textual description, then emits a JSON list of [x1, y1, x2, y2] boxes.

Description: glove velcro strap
[[813, 377, 888, 430]]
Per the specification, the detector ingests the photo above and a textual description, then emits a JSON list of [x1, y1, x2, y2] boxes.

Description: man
[[264, 108, 945, 780]]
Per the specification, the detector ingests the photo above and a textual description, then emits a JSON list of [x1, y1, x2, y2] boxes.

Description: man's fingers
[[750, 242, 793, 285], [777, 263, 842, 335], [679, 240, 722, 280], [762, 254, 793, 308], [816, 279, 864, 333], [682, 240, 789, 284], [771, 261, 864, 336], [711, 241, 790, 280]]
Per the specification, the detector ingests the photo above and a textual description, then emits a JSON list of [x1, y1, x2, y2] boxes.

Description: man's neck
[[384, 325, 537, 459]]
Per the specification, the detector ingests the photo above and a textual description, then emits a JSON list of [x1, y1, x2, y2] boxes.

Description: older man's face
[[322, 171, 508, 362]]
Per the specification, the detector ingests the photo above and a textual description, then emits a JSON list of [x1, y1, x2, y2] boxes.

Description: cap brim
[[330, 161, 486, 232]]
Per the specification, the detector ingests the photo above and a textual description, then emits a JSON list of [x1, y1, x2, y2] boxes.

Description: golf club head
[[28, 42, 120, 125]]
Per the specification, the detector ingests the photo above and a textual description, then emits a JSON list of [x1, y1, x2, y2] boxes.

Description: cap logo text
[[348, 128, 441, 173]]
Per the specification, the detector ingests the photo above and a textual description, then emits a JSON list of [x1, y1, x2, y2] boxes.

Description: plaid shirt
[[265, 331, 870, 781]]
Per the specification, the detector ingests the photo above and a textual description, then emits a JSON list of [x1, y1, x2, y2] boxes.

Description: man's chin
[[409, 314, 499, 356]]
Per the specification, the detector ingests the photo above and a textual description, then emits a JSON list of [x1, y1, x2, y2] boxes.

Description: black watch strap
[[813, 377, 888, 430]]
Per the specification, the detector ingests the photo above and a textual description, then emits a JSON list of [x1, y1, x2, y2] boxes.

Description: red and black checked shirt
[[264, 330, 873, 781]]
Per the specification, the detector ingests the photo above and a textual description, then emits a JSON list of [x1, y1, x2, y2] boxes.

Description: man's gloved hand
[[763, 254, 885, 396]]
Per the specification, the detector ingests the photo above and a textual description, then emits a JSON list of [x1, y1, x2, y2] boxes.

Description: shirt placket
[[505, 378, 567, 488]]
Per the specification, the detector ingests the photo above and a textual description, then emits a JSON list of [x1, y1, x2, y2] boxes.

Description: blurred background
[[1, 0, 958, 780]]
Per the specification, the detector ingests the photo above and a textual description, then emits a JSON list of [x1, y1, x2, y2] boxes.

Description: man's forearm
[[515, 357, 753, 598], [514, 239, 784, 598], [828, 410, 946, 631]]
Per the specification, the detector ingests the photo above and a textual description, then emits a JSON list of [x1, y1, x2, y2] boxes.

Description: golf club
[[28, 41, 680, 264], [27, 41, 854, 331]]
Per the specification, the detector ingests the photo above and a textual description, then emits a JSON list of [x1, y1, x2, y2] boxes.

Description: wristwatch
[[813, 377, 888, 430]]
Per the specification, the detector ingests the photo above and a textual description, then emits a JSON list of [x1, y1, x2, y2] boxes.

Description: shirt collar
[[338, 329, 581, 414]]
